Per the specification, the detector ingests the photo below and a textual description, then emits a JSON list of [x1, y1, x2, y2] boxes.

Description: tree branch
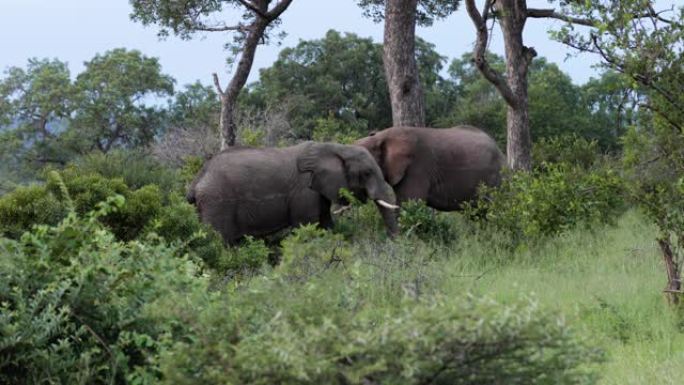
[[465, 0, 519, 108], [212, 73, 224, 96], [527, 8, 596, 26], [193, 24, 246, 32], [238, 0, 268, 19], [266, 0, 294, 22], [527, 6, 681, 28]]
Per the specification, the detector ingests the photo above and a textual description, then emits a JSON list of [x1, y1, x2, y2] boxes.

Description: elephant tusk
[[333, 205, 352, 215], [376, 199, 400, 210]]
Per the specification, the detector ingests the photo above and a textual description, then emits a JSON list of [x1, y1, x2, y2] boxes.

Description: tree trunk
[[658, 238, 682, 305], [218, 19, 268, 149], [466, 0, 535, 171], [499, 0, 534, 171], [383, 0, 425, 127]]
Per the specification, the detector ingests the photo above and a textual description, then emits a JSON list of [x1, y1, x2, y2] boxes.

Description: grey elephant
[[354, 126, 505, 211], [187, 141, 399, 245]]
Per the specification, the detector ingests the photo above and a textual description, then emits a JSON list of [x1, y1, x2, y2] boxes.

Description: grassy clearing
[[321, 209, 683, 384]]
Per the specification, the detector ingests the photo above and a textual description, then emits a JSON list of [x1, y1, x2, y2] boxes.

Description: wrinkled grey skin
[[187, 141, 398, 245], [354, 126, 505, 211]]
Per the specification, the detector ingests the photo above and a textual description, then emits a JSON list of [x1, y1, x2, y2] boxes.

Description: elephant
[[354, 126, 505, 211], [186, 141, 399, 245]]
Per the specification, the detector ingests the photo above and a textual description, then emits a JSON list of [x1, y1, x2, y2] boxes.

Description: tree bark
[[499, 0, 534, 171], [214, 0, 293, 149], [658, 238, 681, 305], [383, 0, 425, 127], [466, 0, 535, 171], [217, 19, 268, 149]]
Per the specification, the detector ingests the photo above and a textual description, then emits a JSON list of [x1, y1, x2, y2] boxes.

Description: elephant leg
[[317, 198, 333, 229], [287, 192, 329, 229], [198, 199, 238, 245]]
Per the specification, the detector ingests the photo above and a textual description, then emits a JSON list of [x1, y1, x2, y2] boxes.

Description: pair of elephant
[[188, 126, 505, 245]]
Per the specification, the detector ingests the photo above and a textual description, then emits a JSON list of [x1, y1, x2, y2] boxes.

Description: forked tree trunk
[[383, 0, 425, 127], [500, 0, 534, 171], [466, 0, 536, 171]]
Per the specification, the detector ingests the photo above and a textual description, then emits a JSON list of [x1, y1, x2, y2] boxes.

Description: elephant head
[[354, 129, 417, 186], [297, 142, 399, 235]]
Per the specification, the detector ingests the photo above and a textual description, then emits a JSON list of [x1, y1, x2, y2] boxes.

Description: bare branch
[[193, 24, 246, 32], [212, 73, 224, 96], [238, 0, 268, 19], [465, 0, 519, 108], [527, 8, 596, 26], [266, 0, 294, 21], [527, 6, 680, 28]]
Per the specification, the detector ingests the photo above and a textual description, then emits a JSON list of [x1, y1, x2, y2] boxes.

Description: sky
[[0, 0, 608, 89]]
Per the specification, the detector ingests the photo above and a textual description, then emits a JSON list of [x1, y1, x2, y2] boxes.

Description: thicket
[[463, 135, 625, 244], [0, 154, 233, 270], [0, 199, 601, 384]]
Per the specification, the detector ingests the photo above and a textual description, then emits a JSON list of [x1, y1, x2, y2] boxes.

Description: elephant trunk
[[371, 183, 400, 236]]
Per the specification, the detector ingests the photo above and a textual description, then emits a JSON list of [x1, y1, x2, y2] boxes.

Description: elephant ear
[[297, 143, 348, 202], [383, 133, 416, 186]]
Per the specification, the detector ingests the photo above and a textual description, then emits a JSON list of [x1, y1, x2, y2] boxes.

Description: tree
[[0, 58, 76, 189], [154, 82, 222, 165], [0, 58, 74, 165], [440, 52, 621, 150], [553, 0, 684, 304], [130, 0, 294, 149], [70, 48, 174, 153], [243, 30, 451, 141], [464, 0, 604, 170], [358, 0, 459, 127], [579, 71, 642, 151]]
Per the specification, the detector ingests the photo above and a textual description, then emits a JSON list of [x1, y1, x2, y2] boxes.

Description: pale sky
[[0, 0, 632, 88]]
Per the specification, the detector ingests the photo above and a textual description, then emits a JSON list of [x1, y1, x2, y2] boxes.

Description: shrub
[[47, 168, 129, 216], [465, 163, 625, 243], [0, 198, 206, 385], [311, 115, 366, 144], [218, 236, 271, 273], [399, 199, 453, 243], [179, 155, 206, 186], [0, 184, 66, 238], [532, 134, 600, 170], [158, 290, 601, 385], [72, 150, 180, 193], [279, 224, 351, 280], [0, 168, 239, 271]]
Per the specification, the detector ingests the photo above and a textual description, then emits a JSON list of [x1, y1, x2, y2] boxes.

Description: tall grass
[[311, 208, 682, 384]]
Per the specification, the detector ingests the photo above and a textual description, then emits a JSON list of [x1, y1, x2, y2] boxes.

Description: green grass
[[316, 209, 684, 384]]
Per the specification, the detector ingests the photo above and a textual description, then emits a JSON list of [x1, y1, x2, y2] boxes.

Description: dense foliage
[[3, 2, 684, 381], [0, 197, 205, 384], [464, 136, 625, 243], [0, 201, 602, 384], [0, 155, 227, 270]]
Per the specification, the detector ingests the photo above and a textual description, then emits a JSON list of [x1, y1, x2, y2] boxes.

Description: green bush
[[158, 289, 600, 385], [399, 199, 453, 243], [0, 184, 66, 238], [72, 150, 180, 192], [311, 115, 367, 144], [532, 134, 600, 170], [465, 163, 625, 243], [218, 236, 271, 273], [279, 224, 351, 280], [0, 169, 234, 270], [0, 198, 206, 385], [47, 168, 129, 215]]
